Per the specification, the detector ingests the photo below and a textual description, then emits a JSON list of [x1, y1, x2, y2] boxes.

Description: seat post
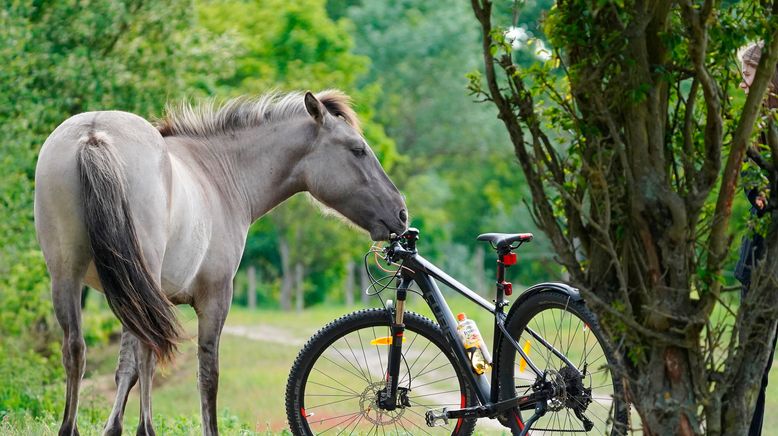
[[495, 248, 516, 300]]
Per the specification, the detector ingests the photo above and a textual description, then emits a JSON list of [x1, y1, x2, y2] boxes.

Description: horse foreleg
[[52, 278, 86, 436], [196, 297, 230, 436], [136, 343, 157, 436], [103, 329, 139, 436]]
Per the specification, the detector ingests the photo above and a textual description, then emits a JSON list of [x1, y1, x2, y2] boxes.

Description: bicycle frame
[[380, 243, 582, 427]]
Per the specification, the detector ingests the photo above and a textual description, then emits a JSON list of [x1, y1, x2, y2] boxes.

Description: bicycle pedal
[[425, 408, 449, 427]]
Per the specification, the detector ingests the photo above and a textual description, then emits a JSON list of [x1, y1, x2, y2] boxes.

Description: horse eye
[[351, 148, 367, 157]]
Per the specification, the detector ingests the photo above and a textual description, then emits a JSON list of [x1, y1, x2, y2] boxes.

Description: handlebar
[[385, 228, 420, 263]]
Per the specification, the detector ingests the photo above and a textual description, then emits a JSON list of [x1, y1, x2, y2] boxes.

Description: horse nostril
[[399, 209, 408, 223]]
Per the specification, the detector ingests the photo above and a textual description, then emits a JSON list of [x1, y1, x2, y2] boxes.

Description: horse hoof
[[136, 423, 156, 436], [103, 425, 122, 436], [58, 425, 80, 436]]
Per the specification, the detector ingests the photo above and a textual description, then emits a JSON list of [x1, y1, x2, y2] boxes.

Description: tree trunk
[[279, 236, 293, 311], [468, 0, 778, 433], [719, 223, 778, 433], [247, 265, 256, 310], [295, 262, 304, 312], [345, 259, 355, 306]]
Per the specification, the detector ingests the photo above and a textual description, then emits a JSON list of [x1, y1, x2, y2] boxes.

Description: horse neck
[[212, 118, 315, 223]]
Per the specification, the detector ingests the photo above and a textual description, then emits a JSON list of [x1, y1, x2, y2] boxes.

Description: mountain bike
[[285, 228, 629, 435]]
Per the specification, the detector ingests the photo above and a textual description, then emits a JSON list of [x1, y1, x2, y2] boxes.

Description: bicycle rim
[[294, 311, 473, 435], [507, 297, 624, 434]]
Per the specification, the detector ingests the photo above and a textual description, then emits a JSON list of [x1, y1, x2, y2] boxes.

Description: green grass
[[79, 305, 355, 434], [4, 292, 777, 434]]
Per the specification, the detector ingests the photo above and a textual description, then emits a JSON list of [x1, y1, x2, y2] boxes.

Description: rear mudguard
[[505, 282, 582, 322]]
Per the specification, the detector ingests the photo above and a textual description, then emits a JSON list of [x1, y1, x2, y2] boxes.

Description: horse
[[33, 90, 408, 436]]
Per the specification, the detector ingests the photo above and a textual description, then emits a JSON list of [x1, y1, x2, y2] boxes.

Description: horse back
[[35, 111, 172, 285]]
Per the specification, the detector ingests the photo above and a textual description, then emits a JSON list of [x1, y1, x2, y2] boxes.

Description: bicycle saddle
[[476, 232, 534, 249]]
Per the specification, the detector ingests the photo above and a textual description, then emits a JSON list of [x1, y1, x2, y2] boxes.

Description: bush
[[0, 342, 63, 420]]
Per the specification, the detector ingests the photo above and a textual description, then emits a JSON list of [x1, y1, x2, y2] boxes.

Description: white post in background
[[345, 259, 355, 306], [360, 263, 370, 306], [248, 265, 257, 310], [474, 245, 486, 295], [295, 262, 304, 312]]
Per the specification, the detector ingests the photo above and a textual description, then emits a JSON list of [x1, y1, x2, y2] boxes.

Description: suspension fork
[[379, 276, 412, 410]]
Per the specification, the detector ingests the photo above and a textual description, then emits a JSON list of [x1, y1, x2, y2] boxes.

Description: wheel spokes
[[303, 326, 464, 434], [513, 307, 621, 434]]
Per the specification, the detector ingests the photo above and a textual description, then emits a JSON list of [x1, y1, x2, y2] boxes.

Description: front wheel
[[497, 291, 629, 435], [286, 309, 478, 435]]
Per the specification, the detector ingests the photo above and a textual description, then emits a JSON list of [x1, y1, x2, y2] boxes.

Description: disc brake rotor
[[359, 382, 405, 425]]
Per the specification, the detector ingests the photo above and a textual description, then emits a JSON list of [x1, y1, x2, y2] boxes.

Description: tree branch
[[471, 0, 584, 281], [702, 18, 778, 308]]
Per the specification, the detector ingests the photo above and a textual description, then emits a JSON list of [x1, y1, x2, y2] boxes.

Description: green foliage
[[0, 408, 259, 435], [341, 0, 556, 286], [198, 0, 407, 309], [1, 0, 565, 427], [0, 0, 233, 419], [348, 0, 510, 162], [470, 0, 778, 430], [0, 343, 62, 420]]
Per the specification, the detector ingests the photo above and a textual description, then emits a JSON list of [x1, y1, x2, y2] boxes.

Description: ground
[[3, 295, 777, 434]]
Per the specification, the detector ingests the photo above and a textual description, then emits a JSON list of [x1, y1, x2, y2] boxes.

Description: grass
[[80, 305, 357, 434], [4, 290, 777, 434]]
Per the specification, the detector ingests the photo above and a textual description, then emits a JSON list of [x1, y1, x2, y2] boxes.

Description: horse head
[[299, 91, 408, 241]]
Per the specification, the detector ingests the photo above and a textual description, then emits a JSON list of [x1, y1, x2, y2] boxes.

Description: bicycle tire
[[286, 309, 478, 435], [497, 291, 629, 435]]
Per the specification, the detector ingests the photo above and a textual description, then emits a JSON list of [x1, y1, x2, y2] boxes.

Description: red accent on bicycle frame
[[514, 410, 526, 431], [502, 281, 513, 296], [301, 407, 306, 419], [454, 394, 466, 433], [501, 253, 517, 266]]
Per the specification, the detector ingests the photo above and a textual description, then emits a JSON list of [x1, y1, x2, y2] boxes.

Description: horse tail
[[77, 131, 181, 363]]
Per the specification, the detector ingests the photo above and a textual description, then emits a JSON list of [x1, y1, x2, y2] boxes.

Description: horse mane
[[155, 90, 361, 138]]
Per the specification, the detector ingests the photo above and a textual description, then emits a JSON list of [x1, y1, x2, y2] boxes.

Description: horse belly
[[159, 159, 212, 300]]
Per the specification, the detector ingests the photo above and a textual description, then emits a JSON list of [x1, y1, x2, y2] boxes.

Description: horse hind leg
[[136, 342, 157, 436], [52, 277, 87, 436], [102, 328, 139, 436]]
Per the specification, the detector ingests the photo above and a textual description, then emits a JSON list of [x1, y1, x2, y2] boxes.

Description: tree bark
[[468, 0, 778, 433]]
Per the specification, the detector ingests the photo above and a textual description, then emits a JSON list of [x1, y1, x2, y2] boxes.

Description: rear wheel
[[286, 309, 478, 435], [497, 291, 629, 435]]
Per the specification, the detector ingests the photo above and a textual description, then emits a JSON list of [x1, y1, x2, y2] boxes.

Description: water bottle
[[456, 313, 492, 375]]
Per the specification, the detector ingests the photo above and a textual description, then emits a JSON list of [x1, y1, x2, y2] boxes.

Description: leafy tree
[[0, 0, 233, 416], [470, 0, 778, 433], [342, 0, 556, 286], [199, 0, 401, 309]]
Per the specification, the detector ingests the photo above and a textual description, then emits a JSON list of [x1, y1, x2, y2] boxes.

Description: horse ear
[[304, 91, 325, 125]]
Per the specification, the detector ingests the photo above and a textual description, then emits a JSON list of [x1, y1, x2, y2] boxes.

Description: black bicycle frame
[[384, 249, 579, 414]]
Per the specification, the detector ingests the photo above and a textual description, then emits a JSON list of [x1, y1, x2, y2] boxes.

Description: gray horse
[[34, 90, 408, 436]]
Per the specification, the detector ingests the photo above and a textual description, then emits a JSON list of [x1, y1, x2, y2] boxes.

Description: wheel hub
[[546, 369, 566, 411], [559, 365, 591, 412], [360, 382, 405, 425]]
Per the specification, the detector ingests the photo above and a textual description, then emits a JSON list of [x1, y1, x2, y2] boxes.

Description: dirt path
[[223, 322, 508, 433], [221, 324, 306, 346]]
